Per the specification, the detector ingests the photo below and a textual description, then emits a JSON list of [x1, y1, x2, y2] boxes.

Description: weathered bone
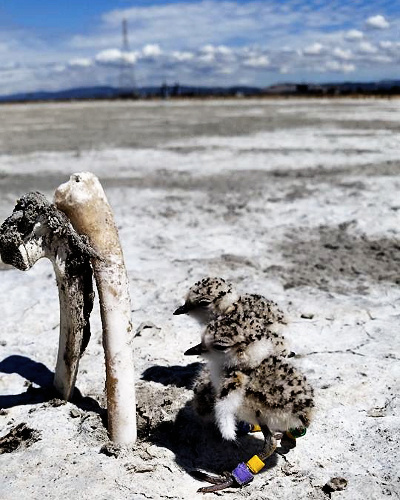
[[0, 192, 95, 400], [54, 173, 137, 446]]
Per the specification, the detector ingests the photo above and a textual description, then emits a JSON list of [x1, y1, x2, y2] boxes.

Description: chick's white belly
[[236, 405, 303, 433]]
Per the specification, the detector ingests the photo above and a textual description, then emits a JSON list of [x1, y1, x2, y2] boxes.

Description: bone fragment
[[54, 172, 137, 446], [0, 192, 95, 400]]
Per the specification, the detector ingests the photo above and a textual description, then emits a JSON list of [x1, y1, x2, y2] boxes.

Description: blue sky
[[0, 0, 399, 94]]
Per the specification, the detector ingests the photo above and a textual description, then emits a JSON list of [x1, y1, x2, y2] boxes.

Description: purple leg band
[[237, 421, 252, 435], [231, 463, 254, 486]]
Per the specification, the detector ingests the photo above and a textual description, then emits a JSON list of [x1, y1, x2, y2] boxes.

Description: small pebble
[[322, 477, 348, 496], [100, 442, 123, 458], [367, 407, 386, 418]]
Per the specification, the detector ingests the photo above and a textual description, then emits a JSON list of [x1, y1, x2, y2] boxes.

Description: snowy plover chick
[[174, 277, 287, 328], [174, 278, 291, 421], [174, 277, 239, 324], [174, 277, 288, 352], [185, 322, 314, 492]]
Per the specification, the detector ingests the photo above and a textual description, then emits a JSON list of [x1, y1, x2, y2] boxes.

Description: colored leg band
[[246, 455, 265, 474], [231, 463, 254, 486], [237, 422, 262, 435], [287, 427, 307, 439], [237, 421, 252, 435]]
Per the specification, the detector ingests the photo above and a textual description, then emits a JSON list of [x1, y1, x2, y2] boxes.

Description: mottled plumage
[[192, 319, 314, 441], [174, 277, 287, 328], [175, 278, 291, 420], [176, 278, 314, 492]]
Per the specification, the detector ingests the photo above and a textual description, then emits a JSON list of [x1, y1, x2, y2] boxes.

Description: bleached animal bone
[[0, 192, 95, 400], [54, 172, 137, 446]]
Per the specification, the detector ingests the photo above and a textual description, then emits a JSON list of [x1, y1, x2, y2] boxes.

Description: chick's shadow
[[140, 362, 278, 478]]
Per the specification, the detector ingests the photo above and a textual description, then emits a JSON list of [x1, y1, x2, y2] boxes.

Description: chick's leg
[[196, 426, 277, 493], [195, 471, 235, 493], [258, 425, 277, 462]]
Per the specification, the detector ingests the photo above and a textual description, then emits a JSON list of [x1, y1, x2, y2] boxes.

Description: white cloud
[[198, 51, 215, 64], [95, 48, 138, 66], [333, 47, 353, 60], [365, 15, 390, 29], [303, 42, 325, 55], [379, 41, 393, 50], [68, 58, 92, 68], [344, 29, 364, 41], [325, 61, 355, 73], [171, 51, 194, 62], [53, 64, 66, 73], [200, 44, 234, 61], [342, 63, 356, 73], [379, 41, 400, 52], [242, 54, 270, 68], [372, 54, 393, 64], [141, 44, 162, 58], [358, 41, 378, 54]]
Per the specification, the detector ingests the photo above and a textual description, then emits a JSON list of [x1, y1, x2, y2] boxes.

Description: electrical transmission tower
[[119, 19, 137, 97]]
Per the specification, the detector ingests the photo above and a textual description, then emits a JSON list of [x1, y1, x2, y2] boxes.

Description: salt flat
[[0, 98, 399, 499]]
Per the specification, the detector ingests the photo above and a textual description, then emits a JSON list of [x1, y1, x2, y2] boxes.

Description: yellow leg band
[[251, 424, 261, 432], [246, 455, 265, 474]]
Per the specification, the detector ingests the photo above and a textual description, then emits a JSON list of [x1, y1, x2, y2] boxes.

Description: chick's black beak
[[184, 343, 205, 356], [173, 303, 190, 315]]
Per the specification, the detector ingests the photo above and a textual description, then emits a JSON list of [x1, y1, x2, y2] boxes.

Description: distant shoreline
[[1, 93, 400, 106]]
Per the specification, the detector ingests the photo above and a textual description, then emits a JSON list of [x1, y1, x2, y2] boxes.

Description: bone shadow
[[0, 355, 104, 417]]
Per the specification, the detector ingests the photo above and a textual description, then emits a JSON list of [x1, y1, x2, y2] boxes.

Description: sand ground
[[0, 98, 399, 499]]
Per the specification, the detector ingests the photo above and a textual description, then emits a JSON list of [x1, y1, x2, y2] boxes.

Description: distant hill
[[0, 84, 262, 103], [0, 86, 120, 102], [264, 80, 400, 96], [0, 80, 399, 103]]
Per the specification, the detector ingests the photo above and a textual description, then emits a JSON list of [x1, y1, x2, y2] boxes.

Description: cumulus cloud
[[95, 48, 138, 66], [344, 29, 364, 41], [200, 45, 235, 62], [242, 54, 270, 68], [372, 54, 393, 64], [379, 41, 393, 50], [379, 41, 400, 52], [303, 43, 325, 55], [365, 15, 390, 29], [333, 47, 353, 60], [358, 41, 378, 54], [171, 51, 194, 62], [142, 44, 162, 58], [325, 61, 355, 73], [68, 58, 92, 68]]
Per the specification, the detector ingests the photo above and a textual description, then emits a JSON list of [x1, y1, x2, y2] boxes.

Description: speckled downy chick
[[174, 277, 287, 332], [186, 315, 314, 442], [185, 320, 314, 493], [174, 277, 289, 356], [174, 277, 291, 419]]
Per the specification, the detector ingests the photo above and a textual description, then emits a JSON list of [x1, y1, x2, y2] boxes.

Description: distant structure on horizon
[[119, 19, 137, 98]]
